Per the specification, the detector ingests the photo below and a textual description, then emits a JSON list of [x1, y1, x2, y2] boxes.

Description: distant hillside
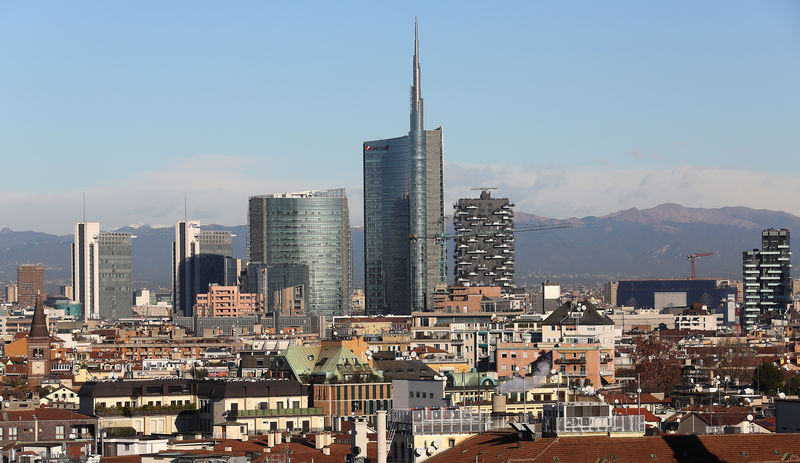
[[1, 204, 797, 290]]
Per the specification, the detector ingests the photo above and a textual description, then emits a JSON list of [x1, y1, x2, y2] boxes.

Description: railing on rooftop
[[543, 415, 644, 435], [235, 407, 323, 418]]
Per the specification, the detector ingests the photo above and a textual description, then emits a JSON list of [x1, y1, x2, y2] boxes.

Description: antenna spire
[[410, 16, 423, 129], [184, 192, 187, 221], [83, 192, 86, 223]]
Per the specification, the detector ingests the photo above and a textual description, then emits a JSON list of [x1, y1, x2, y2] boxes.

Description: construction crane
[[409, 222, 575, 283], [687, 252, 714, 279]]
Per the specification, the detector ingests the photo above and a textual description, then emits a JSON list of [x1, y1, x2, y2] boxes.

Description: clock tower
[[27, 293, 51, 387]]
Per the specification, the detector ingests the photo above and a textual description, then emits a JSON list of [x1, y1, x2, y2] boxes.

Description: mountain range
[[1, 203, 797, 291]]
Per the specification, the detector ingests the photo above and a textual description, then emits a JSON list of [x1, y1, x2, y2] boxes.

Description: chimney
[[267, 432, 275, 448], [322, 446, 331, 456], [492, 393, 507, 414], [350, 418, 369, 463], [315, 433, 324, 450], [241, 434, 249, 442], [377, 410, 387, 463]]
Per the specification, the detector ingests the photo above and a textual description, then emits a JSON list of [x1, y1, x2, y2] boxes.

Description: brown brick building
[[0, 409, 96, 447], [17, 264, 44, 307]]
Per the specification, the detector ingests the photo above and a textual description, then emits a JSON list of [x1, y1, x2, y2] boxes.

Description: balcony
[[555, 357, 586, 365], [235, 407, 323, 418], [95, 402, 197, 417]]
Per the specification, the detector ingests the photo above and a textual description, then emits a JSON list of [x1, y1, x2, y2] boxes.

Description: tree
[[753, 362, 782, 395], [631, 334, 683, 393], [786, 373, 800, 395]]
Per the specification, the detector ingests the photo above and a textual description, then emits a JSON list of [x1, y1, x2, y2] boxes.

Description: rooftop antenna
[[184, 191, 187, 222], [83, 192, 86, 223]]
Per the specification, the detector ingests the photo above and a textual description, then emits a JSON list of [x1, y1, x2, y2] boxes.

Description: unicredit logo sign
[[365, 145, 389, 151]]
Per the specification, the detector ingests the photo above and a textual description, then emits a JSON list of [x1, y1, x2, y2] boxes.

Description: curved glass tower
[[363, 19, 445, 315], [248, 189, 352, 317]]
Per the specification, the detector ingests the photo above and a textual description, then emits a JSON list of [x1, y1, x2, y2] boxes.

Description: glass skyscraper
[[363, 19, 445, 315], [247, 189, 351, 317]]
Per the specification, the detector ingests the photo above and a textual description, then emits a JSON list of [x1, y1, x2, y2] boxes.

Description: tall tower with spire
[[363, 19, 445, 315], [27, 293, 51, 386]]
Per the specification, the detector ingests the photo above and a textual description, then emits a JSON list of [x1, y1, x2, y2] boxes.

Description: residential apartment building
[[194, 284, 264, 317], [453, 189, 514, 290], [742, 228, 792, 331]]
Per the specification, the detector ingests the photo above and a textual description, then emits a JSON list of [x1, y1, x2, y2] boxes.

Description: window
[[56, 425, 65, 440], [8, 428, 17, 440], [501, 365, 508, 372]]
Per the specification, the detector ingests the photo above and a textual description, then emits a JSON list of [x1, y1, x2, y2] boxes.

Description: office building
[[247, 189, 351, 317], [97, 232, 133, 320], [17, 264, 44, 307], [364, 20, 444, 314], [266, 263, 308, 314], [453, 189, 514, 290], [72, 222, 133, 321], [741, 228, 792, 331], [171, 221, 233, 317], [5, 284, 18, 304]]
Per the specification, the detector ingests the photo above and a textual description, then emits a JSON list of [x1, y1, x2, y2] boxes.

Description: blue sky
[[1, 2, 799, 233]]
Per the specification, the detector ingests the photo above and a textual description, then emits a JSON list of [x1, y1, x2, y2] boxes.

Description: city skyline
[[2, 2, 800, 234]]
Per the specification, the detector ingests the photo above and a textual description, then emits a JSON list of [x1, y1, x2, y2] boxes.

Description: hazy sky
[[2, 1, 799, 234]]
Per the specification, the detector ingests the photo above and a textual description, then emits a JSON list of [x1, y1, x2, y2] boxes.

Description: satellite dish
[[432, 439, 442, 449], [779, 392, 786, 399], [747, 414, 754, 422], [352, 446, 362, 456], [414, 448, 424, 457]]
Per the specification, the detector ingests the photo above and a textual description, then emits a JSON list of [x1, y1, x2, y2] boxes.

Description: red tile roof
[[425, 431, 800, 463], [613, 407, 661, 423], [0, 408, 95, 422]]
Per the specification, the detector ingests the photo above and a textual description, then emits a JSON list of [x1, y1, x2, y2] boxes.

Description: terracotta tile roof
[[101, 456, 142, 463], [613, 407, 661, 422], [425, 431, 800, 463], [0, 408, 95, 422]]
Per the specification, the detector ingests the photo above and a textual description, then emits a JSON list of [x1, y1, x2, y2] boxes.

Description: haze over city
[[2, 1, 799, 233]]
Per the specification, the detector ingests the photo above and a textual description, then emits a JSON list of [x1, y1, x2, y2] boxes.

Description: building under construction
[[453, 189, 515, 291]]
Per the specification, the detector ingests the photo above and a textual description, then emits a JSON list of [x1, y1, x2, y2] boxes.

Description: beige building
[[195, 284, 264, 317]]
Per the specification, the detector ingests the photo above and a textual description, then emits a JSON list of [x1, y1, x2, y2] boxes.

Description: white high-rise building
[[71, 222, 133, 321], [72, 222, 100, 320], [172, 220, 201, 317]]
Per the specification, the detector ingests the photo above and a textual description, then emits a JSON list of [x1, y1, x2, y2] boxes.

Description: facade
[[97, 232, 133, 320], [741, 229, 792, 331], [0, 409, 96, 450], [247, 189, 351, 317], [312, 382, 392, 427], [5, 284, 18, 303], [541, 281, 561, 313], [172, 221, 234, 317], [72, 222, 100, 319], [616, 279, 725, 311], [17, 264, 44, 307], [194, 284, 264, 317], [266, 263, 309, 314], [364, 21, 445, 315], [27, 295, 51, 387], [72, 222, 132, 321], [453, 190, 514, 290]]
